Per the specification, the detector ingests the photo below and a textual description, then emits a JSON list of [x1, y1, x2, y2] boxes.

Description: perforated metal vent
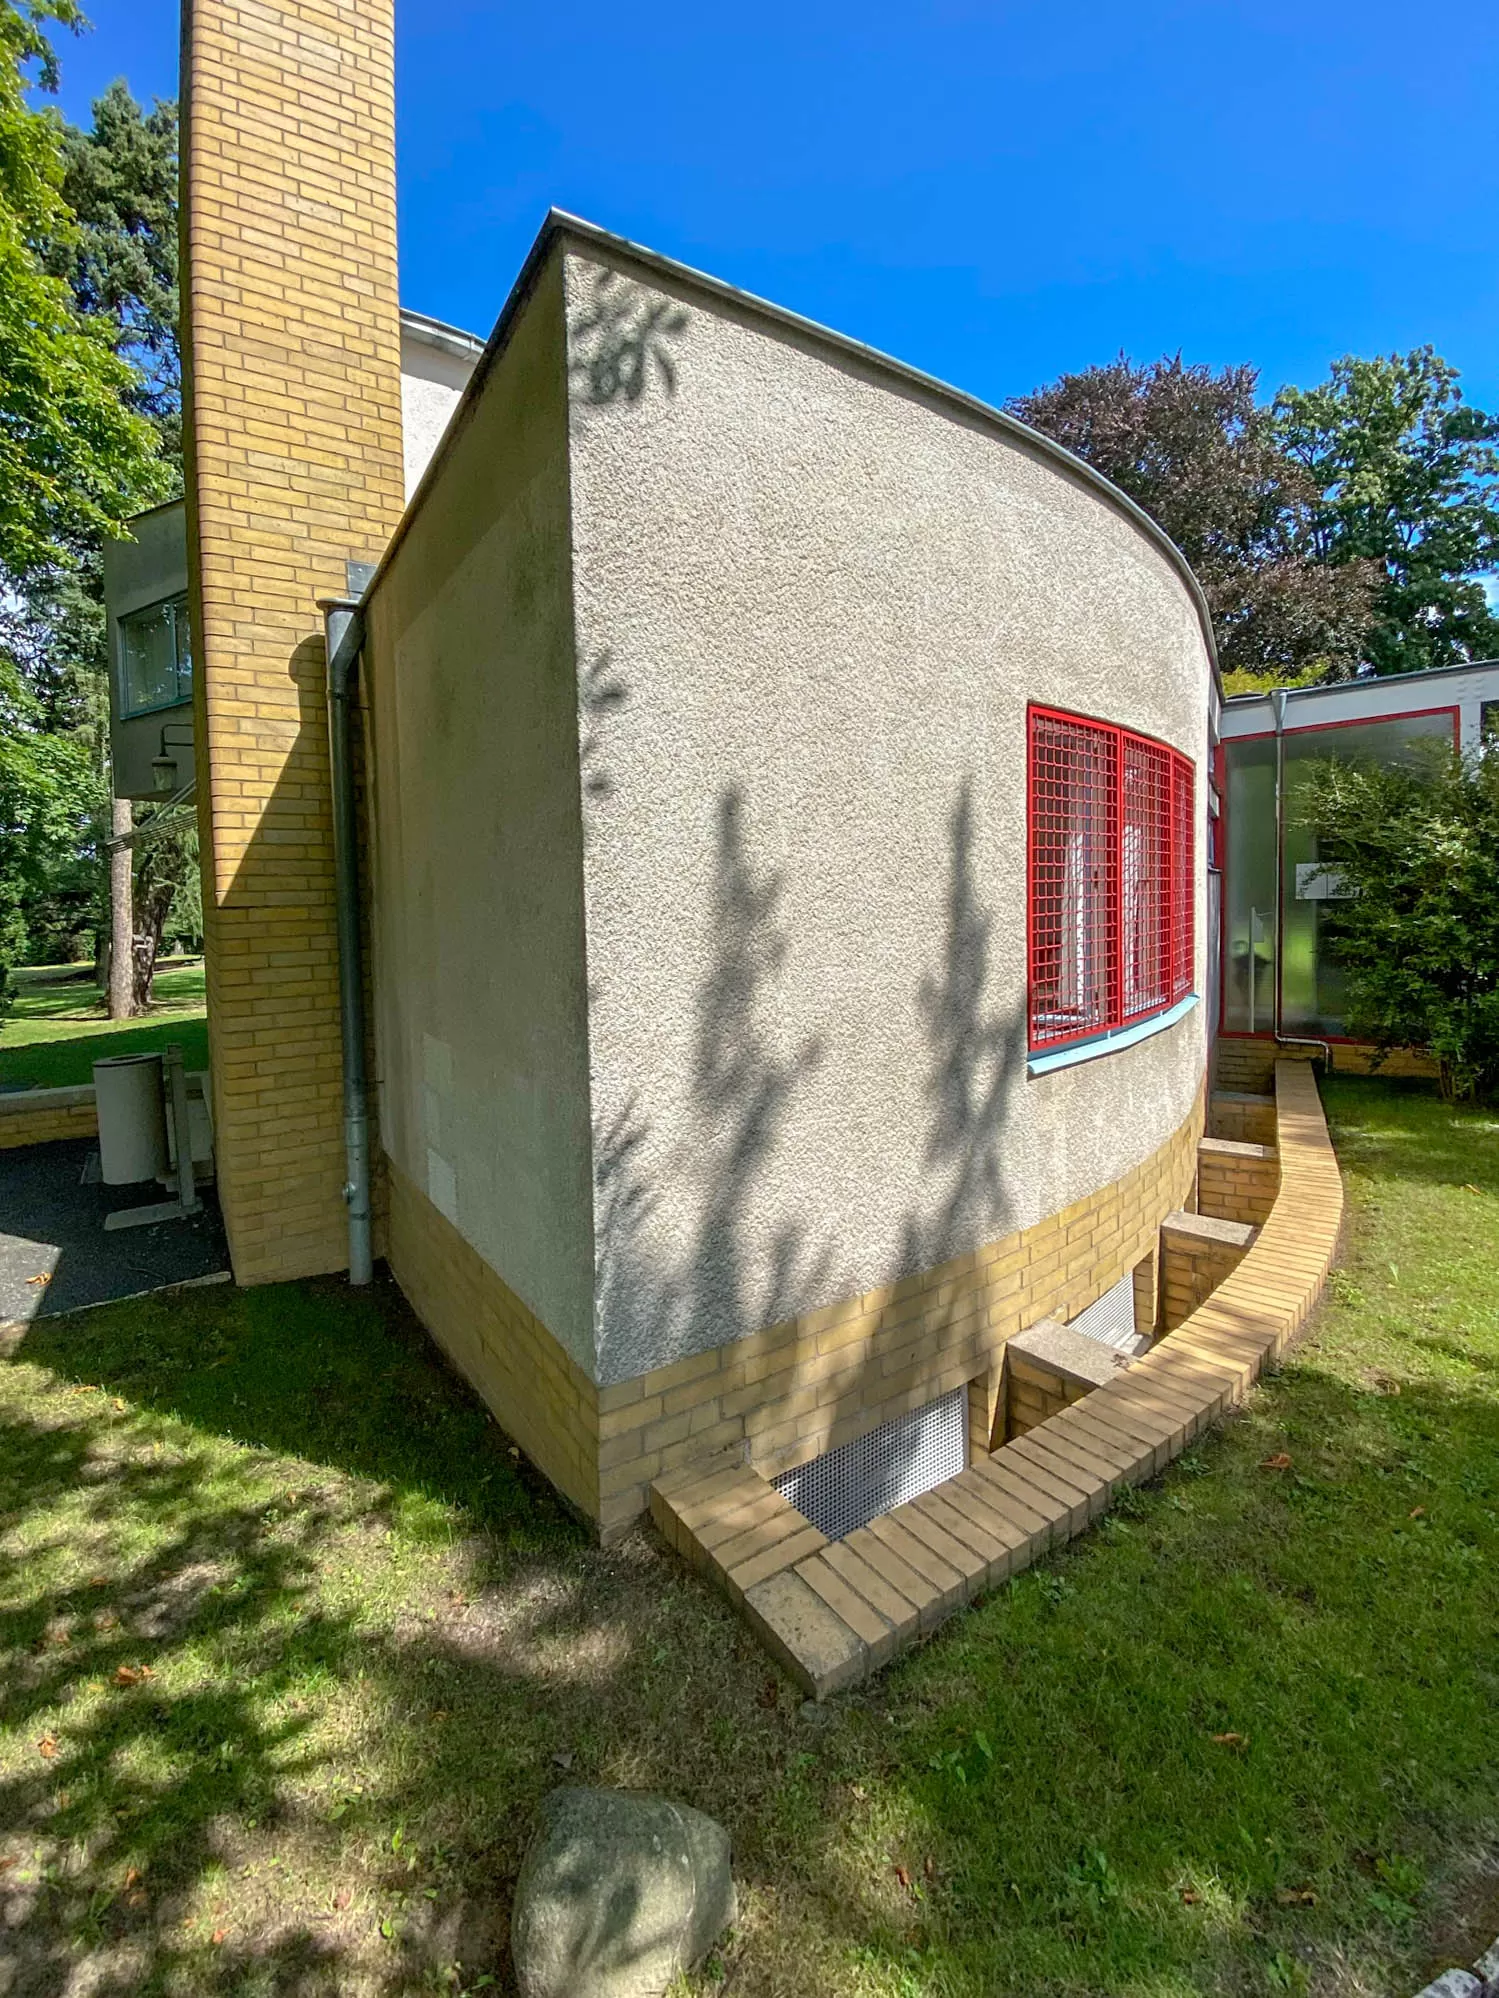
[[1068, 1271, 1148, 1356], [772, 1384, 968, 1543]]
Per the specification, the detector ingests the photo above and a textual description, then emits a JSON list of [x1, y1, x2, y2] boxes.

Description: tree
[[1275, 350, 1499, 676], [0, 652, 104, 971], [1010, 355, 1375, 683], [0, 1, 166, 590], [50, 76, 180, 462], [45, 81, 186, 1010], [1299, 746, 1499, 1101]]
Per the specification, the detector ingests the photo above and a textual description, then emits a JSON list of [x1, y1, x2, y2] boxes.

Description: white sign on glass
[[1295, 862, 1355, 901]]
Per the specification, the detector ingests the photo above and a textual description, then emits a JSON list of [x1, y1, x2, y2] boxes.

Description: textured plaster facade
[[364, 255, 597, 1370], [361, 226, 1213, 1452], [397, 314, 483, 502], [561, 243, 1210, 1388]]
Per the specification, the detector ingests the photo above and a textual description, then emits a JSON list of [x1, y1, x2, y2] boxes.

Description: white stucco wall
[[366, 257, 597, 1369], [399, 320, 482, 501], [562, 247, 1212, 1388]]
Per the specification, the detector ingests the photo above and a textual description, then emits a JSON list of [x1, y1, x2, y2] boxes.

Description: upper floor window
[[119, 593, 192, 717], [1028, 705, 1194, 1054]]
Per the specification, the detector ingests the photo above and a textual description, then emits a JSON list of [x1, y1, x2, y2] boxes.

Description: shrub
[[1298, 745, 1499, 1100]]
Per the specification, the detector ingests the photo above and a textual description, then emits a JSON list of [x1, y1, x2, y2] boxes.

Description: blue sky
[[43, 0, 1499, 414]]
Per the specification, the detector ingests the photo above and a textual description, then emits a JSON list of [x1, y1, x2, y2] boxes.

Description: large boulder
[[511, 1787, 736, 1998]]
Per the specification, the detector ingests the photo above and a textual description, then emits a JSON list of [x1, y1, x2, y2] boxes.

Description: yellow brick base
[[1216, 1037, 1438, 1094], [0, 1087, 98, 1150], [386, 1164, 600, 1521], [383, 1094, 1205, 1545]]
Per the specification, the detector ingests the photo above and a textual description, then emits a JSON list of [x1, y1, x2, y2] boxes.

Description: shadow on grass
[[2, 1259, 1497, 1995]]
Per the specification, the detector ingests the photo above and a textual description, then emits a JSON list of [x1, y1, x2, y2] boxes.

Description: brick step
[[651, 1060, 1343, 1700]]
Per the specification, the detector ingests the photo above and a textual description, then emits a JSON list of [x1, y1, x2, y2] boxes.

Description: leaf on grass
[[126, 1890, 148, 1910], [1180, 1887, 1201, 1904], [211, 1928, 227, 1945], [1409, 1506, 1426, 1519], [124, 1867, 141, 1889], [1463, 1183, 1481, 1194], [893, 1864, 911, 1890], [1276, 1888, 1318, 1906], [333, 1887, 352, 1911], [1259, 1453, 1293, 1471], [25, 1273, 51, 1286], [0, 1855, 18, 1872], [114, 1664, 155, 1687], [1211, 1732, 1246, 1748], [37, 1734, 58, 1760]]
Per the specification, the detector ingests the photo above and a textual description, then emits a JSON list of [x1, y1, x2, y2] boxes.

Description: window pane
[[1223, 736, 1277, 1034], [1122, 736, 1170, 1018], [1029, 712, 1118, 1049], [1281, 712, 1454, 1035], [172, 594, 192, 699], [119, 595, 191, 715]]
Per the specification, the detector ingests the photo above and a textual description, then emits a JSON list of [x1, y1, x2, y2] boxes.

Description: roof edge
[[543, 210, 1221, 689], [399, 305, 486, 361], [368, 210, 1223, 697], [1224, 658, 1499, 706]]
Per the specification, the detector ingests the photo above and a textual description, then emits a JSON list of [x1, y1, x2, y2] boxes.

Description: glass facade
[[119, 593, 192, 716], [1223, 710, 1455, 1037]]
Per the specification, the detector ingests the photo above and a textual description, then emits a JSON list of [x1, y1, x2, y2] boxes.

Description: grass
[[0, 1075, 1496, 1997], [1, 958, 208, 1090]]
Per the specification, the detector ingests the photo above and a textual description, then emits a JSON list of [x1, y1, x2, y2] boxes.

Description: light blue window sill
[[1027, 993, 1199, 1078]]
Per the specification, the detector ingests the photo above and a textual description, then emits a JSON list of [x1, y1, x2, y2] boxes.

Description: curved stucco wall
[[563, 247, 1211, 1388]]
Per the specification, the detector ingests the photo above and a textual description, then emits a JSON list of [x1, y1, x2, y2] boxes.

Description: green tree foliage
[[0, 654, 103, 968], [51, 75, 179, 460], [0, 9, 178, 978], [1010, 355, 1376, 682], [1275, 350, 1499, 676], [1299, 746, 1499, 1101], [0, 1, 166, 584]]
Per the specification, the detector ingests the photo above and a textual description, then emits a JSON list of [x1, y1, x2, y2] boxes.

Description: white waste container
[[94, 1053, 169, 1185]]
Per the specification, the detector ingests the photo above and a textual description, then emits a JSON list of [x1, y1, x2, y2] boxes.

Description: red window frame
[[1028, 705, 1194, 1054]]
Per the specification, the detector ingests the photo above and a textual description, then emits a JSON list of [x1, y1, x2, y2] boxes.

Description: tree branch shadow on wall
[[566, 266, 690, 411], [593, 785, 832, 1382], [903, 778, 1027, 1277]]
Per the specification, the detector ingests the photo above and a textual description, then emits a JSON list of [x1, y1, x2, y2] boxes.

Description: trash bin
[[93, 1053, 169, 1185]]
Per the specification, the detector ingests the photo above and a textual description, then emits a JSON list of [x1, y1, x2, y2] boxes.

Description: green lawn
[[1, 958, 208, 1089], [0, 1076, 1495, 1997]]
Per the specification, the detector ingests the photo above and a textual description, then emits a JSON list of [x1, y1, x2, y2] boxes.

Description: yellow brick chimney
[[179, 0, 405, 1280]]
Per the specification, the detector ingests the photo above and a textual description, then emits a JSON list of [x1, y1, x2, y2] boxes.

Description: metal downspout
[[321, 597, 373, 1284], [1271, 688, 1333, 1072]]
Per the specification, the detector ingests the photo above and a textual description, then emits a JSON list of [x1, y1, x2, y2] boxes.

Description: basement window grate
[[1068, 1270, 1148, 1356], [772, 1384, 968, 1544]]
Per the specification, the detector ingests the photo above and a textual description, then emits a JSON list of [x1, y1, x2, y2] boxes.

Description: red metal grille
[[1170, 752, 1195, 1002], [1028, 707, 1194, 1053]]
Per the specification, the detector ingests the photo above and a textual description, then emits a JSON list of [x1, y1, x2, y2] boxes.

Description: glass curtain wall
[[1223, 712, 1455, 1037]]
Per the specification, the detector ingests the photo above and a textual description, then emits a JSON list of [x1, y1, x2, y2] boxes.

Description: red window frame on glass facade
[[1027, 705, 1194, 1054]]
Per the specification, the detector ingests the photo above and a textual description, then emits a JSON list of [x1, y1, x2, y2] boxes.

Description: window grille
[[772, 1385, 969, 1544], [1068, 1270, 1148, 1356], [1028, 707, 1194, 1053]]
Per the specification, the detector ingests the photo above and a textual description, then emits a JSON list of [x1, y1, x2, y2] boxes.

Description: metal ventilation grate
[[1068, 1270, 1148, 1356], [772, 1384, 969, 1543]]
